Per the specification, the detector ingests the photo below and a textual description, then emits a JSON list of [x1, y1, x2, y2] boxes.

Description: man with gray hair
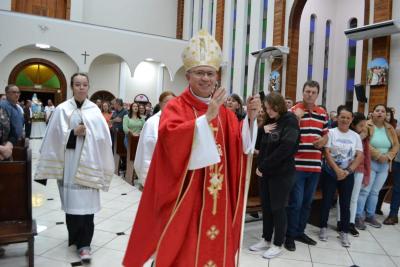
[[110, 98, 128, 132], [0, 84, 24, 145]]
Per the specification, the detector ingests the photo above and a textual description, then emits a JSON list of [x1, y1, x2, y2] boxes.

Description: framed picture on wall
[[367, 58, 388, 86]]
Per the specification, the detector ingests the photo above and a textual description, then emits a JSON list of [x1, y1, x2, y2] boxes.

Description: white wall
[[387, 0, 400, 118], [80, 0, 177, 38], [296, 0, 364, 112], [122, 61, 162, 104], [0, 0, 11, 11], [88, 55, 121, 98], [0, 47, 78, 98], [163, 67, 188, 97]]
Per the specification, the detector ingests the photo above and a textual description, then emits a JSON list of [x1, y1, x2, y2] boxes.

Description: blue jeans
[[286, 171, 320, 238], [356, 160, 389, 218], [390, 161, 400, 217]]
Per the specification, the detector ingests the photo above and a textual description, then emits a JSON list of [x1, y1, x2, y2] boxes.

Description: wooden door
[[12, 0, 70, 20]]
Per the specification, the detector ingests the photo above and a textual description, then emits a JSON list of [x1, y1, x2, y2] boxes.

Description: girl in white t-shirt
[[319, 106, 364, 247]]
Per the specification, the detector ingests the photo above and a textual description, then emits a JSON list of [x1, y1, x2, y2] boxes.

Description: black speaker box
[[354, 84, 367, 103]]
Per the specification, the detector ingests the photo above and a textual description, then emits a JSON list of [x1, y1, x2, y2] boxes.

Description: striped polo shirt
[[290, 102, 328, 172]]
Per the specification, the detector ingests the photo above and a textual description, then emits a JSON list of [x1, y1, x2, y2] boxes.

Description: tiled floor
[[1, 139, 400, 266]]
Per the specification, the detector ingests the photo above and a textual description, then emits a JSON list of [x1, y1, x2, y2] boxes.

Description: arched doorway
[[90, 90, 116, 103], [8, 58, 67, 106]]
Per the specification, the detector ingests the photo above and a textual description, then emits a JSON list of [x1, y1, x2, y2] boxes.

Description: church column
[[119, 62, 128, 101], [232, 0, 249, 96], [69, 0, 84, 21], [220, 0, 233, 92], [245, 0, 263, 97], [192, 0, 202, 34], [183, 0, 194, 39], [271, 0, 286, 93]]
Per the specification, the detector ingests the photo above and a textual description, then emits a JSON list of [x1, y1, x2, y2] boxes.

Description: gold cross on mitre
[[207, 164, 224, 215]]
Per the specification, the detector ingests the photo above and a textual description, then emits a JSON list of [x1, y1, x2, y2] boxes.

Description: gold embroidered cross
[[208, 164, 224, 215], [204, 260, 217, 267], [206, 225, 220, 240]]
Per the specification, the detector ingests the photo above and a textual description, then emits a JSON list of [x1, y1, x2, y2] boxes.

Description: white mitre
[[181, 30, 223, 71]]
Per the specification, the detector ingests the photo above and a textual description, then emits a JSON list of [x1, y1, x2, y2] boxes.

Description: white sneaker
[[339, 232, 350, 247], [249, 239, 271, 252], [79, 247, 91, 263], [262, 245, 283, 259], [319, 227, 328, 241]]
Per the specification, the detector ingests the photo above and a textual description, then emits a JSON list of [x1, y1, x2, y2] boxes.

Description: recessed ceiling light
[[145, 58, 154, 62]]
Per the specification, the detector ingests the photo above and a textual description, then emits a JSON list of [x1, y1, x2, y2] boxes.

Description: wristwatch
[[345, 167, 354, 174]]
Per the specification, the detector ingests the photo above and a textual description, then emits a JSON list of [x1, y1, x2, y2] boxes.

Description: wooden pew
[[0, 147, 36, 267], [246, 154, 262, 214], [125, 133, 140, 185], [113, 130, 127, 175]]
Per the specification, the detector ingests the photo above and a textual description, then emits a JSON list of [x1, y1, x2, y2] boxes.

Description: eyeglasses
[[190, 70, 217, 78]]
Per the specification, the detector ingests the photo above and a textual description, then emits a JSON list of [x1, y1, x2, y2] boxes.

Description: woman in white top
[[319, 105, 363, 247]]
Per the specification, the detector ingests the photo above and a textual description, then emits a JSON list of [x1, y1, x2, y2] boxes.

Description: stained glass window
[[259, 0, 268, 93], [346, 18, 358, 109], [230, 0, 238, 93], [308, 14, 316, 80], [322, 20, 331, 107], [15, 63, 60, 89], [243, 0, 252, 100]]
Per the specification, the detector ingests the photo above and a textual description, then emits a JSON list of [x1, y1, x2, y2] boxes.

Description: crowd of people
[[1, 30, 400, 266]]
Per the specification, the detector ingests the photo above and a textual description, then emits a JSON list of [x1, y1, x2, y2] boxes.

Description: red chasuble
[[123, 88, 248, 267]]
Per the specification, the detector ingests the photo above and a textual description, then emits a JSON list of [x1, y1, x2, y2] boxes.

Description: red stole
[[123, 88, 247, 267]]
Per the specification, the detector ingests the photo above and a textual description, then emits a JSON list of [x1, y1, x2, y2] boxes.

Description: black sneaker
[[284, 237, 296, 251], [337, 221, 342, 232], [349, 223, 359, 237], [295, 233, 317, 246]]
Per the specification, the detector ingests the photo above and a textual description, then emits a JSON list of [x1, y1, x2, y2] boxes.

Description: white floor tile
[[103, 234, 129, 251], [89, 247, 125, 267], [239, 252, 268, 266], [34, 235, 65, 255], [350, 251, 397, 267], [276, 242, 311, 262], [310, 247, 353, 266], [269, 258, 312, 267], [95, 218, 132, 233], [91, 230, 119, 247], [348, 237, 386, 255]]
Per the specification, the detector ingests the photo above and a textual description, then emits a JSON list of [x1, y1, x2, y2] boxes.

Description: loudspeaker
[[354, 84, 367, 103]]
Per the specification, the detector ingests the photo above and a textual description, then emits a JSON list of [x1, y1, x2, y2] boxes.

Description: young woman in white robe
[[35, 73, 114, 262]]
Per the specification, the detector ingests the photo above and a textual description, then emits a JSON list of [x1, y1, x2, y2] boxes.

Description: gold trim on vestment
[[154, 170, 196, 266], [195, 169, 208, 267], [218, 115, 228, 267]]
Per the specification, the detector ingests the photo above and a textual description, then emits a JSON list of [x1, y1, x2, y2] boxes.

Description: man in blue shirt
[[0, 84, 24, 145]]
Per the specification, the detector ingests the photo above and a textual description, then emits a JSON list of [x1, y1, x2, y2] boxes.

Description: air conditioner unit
[[345, 19, 400, 40]]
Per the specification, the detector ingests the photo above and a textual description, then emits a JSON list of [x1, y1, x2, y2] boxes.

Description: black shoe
[[284, 237, 296, 251], [295, 233, 317, 246], [349, 223, 359, 237], [337, 221, 342, 232], [376, 209, 384, 215]]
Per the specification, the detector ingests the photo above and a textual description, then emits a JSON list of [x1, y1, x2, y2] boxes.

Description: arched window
[[346, 18, 358, 109], [243, 0, 252, 100], [259, 0, 269, 93], [307, 14, 316, 80], [15, 63, 61, 89], [322, 20, 331, 107]]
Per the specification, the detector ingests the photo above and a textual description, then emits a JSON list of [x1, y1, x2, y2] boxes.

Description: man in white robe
[[134, 91, 175, 187]]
